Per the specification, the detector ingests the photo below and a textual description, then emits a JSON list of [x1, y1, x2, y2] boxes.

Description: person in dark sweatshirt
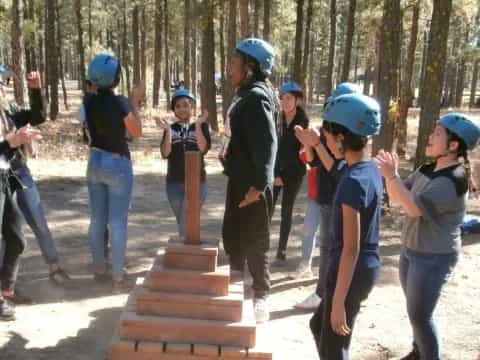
[[0, 72, 42, 319], [222, 38, 277, 324], [273, 82, 308, 263]]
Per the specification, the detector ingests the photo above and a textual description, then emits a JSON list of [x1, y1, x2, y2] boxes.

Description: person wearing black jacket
[[273, 82, 309, 262], [0, 72, 42, 320], [222, 38, 277, 323]]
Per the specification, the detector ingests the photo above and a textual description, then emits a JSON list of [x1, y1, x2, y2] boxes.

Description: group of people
[[0, 36, 478, 360]]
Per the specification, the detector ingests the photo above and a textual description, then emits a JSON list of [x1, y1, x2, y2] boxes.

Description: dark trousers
[[222, 180, 273, 299], [0, 173, 26, 293], [273, 174, 304, 256], [310, 266, 379, 360]]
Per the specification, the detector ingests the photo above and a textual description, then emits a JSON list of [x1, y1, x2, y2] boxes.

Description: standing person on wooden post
[[222, 38, 277, 323], [160, 88, 211, 239], [85, 54, 144, 294]]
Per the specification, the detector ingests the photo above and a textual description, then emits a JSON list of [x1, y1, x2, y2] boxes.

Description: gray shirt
[[401, 163, 467, 254]]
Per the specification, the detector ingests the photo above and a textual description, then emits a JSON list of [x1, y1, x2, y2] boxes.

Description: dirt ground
[[0, 89, 479, 360]]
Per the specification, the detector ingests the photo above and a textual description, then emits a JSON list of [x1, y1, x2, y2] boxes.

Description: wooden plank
[[184, 151, 201, 244], [147, 265, 230, 296], [164, 253, 217, 272], [168, 235, 220, 247], [220, 346, 248, 358], [165, 343, 192, 355], [120, 311, 256, 348], [193, 344, 219, 357]]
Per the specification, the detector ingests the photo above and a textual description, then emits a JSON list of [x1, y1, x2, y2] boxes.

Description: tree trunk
[[263, 0, 271, 41], [300, 0, 313, 92], [11, 0, 25, 105], [46, 0, 58, 120], [184, 0, 191, 89], [164, 0, 171, 109], [74, 0, 86, 91], [397, 0, 420, 156], [293, 0, 305, 83], [454, 25, 469, 108], [414, 0, 453, 168], [55, 0, 68, 110], [372, 0, 401, 154], [470, 60, 479, 107], [240, 0, 250, 38], [253, 0, 261, 37], [308, 33, 315, 103], [341, 0, 357, 82], [325, 0, 337, 98], [153, 0, 162, 106], [140, 4, 147, 83], [132, 5, 140, 86], [191, 3, 198, 97], [201, 0, 218, 131], [88, 0, 92, 49], [222, 0, 237, 120], [219, 0, 227, 118]]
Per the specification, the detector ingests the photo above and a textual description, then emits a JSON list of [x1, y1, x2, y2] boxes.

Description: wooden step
[[119, 306, 256, 348], [135, 282, 243, 321], [163, 244, 218, 272], [147, 265, 230, 296]]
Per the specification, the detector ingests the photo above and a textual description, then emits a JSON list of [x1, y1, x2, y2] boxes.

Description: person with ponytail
[[272, 82, 308, 263], [222, 38, 277, 323], [85, 54, 143, 292], [376, 113, 480, 360]]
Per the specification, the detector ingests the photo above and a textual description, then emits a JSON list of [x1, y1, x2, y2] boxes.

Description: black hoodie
[[274, 106, 309, 180], [224, 81, 278, 192]]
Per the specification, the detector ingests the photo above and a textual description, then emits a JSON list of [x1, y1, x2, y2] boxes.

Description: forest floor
[[0, 84, 479, 360]]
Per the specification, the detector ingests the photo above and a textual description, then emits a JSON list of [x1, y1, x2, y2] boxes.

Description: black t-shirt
[[84, 92, 133, 158], [161, 121, 211, 183]]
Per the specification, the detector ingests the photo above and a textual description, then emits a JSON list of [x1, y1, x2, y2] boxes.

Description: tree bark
[[263, 0, 271, 41], [153, 0, 162, 106], [122, 0, 131, 94], [325, 0, 337, 98], [219, 0, 227, 117], [74, 0, 86, 91], [300, 0, 313, 93], [414, 0, 453, 168], [293, 0, 305, 83], [46, 0, 58, 120], [191, 2, 198, 97], [88, 0, 92, 49], [201, 0, 218, 131], [397, 0, 420, 156], [140, 4, 147, 83], [470, 60, 479, 107], [183, 0, 191, 89], [55, 0, 68, 110], [240, 0, 250, 38], [372, 0, 401, 154], [222, 0, 237, 120], [454, 25, 469, 108], [11, 0, 25, 105], [340, 0, 357, 82], [164, 0, 171, 109], [132, 5, 141, 86]]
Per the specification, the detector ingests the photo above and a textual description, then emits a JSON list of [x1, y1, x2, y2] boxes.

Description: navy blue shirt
[[84, 92, 133, 158], [328, 161, 383, 284], [310, 135, 338, 205]]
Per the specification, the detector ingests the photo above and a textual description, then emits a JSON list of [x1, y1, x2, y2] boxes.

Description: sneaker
[[289, 261, 313, 279], [400, 348, 420, 360], [94, 272, 112, 283], [0, 300, 15, 321], [49, 268, 71, 285], [254, 298, 270, 324], [295, 292, 321, 310], [3, 289, 33, 305]]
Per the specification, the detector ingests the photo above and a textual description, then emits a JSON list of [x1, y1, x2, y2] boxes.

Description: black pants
[[222, 180, 272, 299], [273, 174, 304, 255], [310, 265, 379, 360], [0, 173, 26, 293]]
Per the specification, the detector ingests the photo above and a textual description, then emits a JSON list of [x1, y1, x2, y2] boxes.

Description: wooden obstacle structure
[[109, 151, 272, 359]]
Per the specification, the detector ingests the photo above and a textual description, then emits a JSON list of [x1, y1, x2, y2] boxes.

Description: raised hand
[[375, 150, 399, 180], [5, 126, 42, 148], [26, 71, 41, 89]]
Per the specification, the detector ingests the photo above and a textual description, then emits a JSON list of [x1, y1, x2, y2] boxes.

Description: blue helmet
[[236, 38, 275, 75], [279, 82, 303, 97], [171, 88, 196, 110], [87, 54, 121, 89], [323, 93, 381, 137], [439, 113, 480, 150], [326, 82, 362, 105]]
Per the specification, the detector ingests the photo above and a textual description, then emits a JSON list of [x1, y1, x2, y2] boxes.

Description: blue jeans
[[399, 248, 458, 360], [14, 166, 58, 265], [166, 181, 207, 238], [87, 150, 133, 280]]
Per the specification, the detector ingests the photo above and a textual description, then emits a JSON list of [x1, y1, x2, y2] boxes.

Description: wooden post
[[184, 151, 201, 244]]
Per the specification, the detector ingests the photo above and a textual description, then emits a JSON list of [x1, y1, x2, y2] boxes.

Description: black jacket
[[0, 89, 45, 168], [224, 81, 278, 192], [274, 106, 309, 180]]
